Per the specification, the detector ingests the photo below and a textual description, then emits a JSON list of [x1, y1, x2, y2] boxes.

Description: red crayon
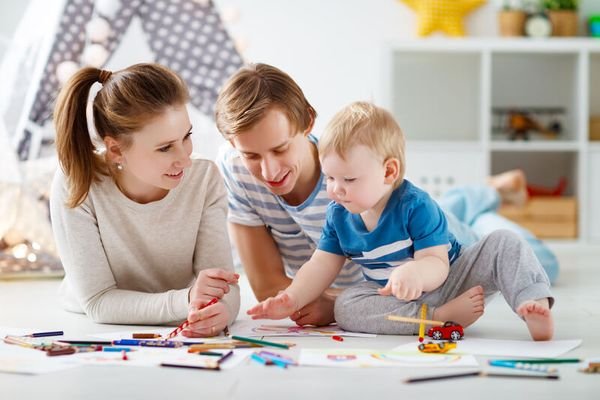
[[332, 335, 344, 342], [166, 298, 218, 339]]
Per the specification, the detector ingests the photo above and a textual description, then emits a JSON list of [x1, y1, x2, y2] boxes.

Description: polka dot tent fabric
[[18, 0, 243, 160]]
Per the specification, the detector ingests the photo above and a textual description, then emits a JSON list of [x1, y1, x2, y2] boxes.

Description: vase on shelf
[[548, 10, 578, 36], [498, 10, 527, 37]]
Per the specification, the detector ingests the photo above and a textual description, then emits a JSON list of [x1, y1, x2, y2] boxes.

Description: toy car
[[417, 341, 457, 354], [427, 321, 464, 341]]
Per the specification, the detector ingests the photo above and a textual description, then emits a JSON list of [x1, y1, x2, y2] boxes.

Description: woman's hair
[[53, 63, 189, 208], [319, 101, 406, 186], [215, 63, 316, 139]]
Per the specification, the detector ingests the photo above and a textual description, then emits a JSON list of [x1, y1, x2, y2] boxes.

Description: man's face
[[230, 107, 311, 197]]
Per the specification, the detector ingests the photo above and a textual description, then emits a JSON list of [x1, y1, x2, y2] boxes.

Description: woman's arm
[[50, 171, 191, 324], [191, 164, 240, 326]]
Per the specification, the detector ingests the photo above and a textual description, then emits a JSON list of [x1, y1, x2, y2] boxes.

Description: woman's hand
[[181, 299, 230, 338], [189, 268, 239, 305]]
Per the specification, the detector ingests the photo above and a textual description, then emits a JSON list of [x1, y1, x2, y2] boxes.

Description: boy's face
[[229, 107, 313, 198], [322, 144, 393, 214]]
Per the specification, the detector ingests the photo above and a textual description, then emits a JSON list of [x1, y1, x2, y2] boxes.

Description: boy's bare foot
[[488, 169, 528, 207], [517, 299, 554, 341], [432, 286, 484, 328]]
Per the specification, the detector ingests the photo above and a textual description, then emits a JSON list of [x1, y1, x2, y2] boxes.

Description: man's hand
[[290, 293, 336, 327]]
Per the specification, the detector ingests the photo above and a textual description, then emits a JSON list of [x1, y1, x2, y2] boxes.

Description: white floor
[[0, 246, 599, 399]]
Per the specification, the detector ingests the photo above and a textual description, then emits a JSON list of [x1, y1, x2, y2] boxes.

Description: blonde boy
[[248, 101, 554, 341]]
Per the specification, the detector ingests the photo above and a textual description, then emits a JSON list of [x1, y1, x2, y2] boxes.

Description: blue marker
[[103, 347, 133, 352], [112, 339, 181, 348]]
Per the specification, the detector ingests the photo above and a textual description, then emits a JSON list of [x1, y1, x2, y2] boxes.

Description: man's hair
[[215, 63, 316, 139], [319, 101, 406, 184]]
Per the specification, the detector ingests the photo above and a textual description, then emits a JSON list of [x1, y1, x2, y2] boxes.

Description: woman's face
[[110, 105, 193, 203]]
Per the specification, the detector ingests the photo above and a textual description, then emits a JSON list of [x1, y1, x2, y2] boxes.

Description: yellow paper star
[[400, 0, 486, 37]]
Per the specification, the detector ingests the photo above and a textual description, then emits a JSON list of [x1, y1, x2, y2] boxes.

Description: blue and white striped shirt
[[318, 180, 462, 286], [216, 136, 364, 288]]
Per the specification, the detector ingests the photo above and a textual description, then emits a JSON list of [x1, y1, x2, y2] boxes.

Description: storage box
[[590, 116, 600, 141], [499, 197, 578, 239]]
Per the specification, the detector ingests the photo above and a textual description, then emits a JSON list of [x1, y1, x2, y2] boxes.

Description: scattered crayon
[[132, 333, 162, 339]]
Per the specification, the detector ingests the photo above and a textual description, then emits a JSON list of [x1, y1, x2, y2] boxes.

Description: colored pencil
[[166, 298, 218, 339], [404, 370, 559, 383], [218, 350, 234, 364], [132, 333, 162, 339], [489, 360, 557, 373], [200, 351, 224, 356], [231, 335, 290, 349], [491, 358, 581, 364], [112, 339, 182, 348], [160, 362, 220, 371], [250, 353, 270, 365], [103, 347, 133, 352], [46, 347, 77, 357], [387, 315, 444, 326], [418, 303, 427, 342], [59, 340, 112, 345], [483, 371, 559, 380], [26, 331, 64, 338]]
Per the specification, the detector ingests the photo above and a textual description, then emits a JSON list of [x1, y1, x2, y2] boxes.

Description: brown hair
[[319, 101, 406, 186], [215, 63, 316, 139], [53, 63, 189, 208]]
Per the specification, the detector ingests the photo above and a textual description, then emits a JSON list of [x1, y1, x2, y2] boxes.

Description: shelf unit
[[381, 38, 600, 243]]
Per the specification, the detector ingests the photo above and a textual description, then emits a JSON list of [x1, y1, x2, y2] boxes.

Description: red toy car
[[427, 321, 463, 341]]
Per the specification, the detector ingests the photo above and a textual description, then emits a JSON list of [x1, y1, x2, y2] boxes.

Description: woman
[[50, 63, 239, 337]]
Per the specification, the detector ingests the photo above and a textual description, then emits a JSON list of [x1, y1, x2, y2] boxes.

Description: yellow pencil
[[418, 304, 427, 342], [386, 314, 445, 326]]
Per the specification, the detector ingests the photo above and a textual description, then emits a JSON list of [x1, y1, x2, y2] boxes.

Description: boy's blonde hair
[[215, 63, 316, 139], [319, 101, 406, 185]]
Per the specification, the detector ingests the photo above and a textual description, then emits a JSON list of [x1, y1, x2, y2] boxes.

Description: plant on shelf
[[542, 0, 579, 36], [542, 0, 578, 11]]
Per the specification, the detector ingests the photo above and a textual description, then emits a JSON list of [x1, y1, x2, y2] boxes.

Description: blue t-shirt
[[318, 180, 462, 286], [215, 136, 364, 288]]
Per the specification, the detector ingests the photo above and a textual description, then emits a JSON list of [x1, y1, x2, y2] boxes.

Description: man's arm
[[228, 222, 291, 301], [230, 222, 343, 326]]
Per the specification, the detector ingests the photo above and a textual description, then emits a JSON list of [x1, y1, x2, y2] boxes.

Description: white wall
[[214, 0, 494, 136], [3, 0, 600, 159], [214, 0, 600, 137]]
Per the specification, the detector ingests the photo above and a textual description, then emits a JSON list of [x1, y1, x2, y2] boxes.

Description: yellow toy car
[[417, 341, 457, 354]]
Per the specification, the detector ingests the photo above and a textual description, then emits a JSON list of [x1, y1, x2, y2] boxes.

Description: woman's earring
[[116, 163, 123, 171]]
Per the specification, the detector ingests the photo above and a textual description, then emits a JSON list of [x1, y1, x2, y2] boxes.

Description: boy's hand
[[247, 291, 299, 320], [378, 264, 424, 301], [182, 300, 230, 338], [190, 268, 239, 305]]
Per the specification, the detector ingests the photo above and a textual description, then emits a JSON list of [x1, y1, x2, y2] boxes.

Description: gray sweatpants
[[334, 230, 554, 335]]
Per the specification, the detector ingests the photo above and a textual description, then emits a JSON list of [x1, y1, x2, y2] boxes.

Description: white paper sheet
[[230, 320, 376, 337], [299, 348, 478, 368]]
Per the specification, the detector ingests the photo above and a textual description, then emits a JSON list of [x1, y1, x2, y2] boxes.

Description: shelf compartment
[[589, 52, 600, 142], [491, 52, 579, 142], [491, 151, 578, 197], [389, 51, 481, 141]]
